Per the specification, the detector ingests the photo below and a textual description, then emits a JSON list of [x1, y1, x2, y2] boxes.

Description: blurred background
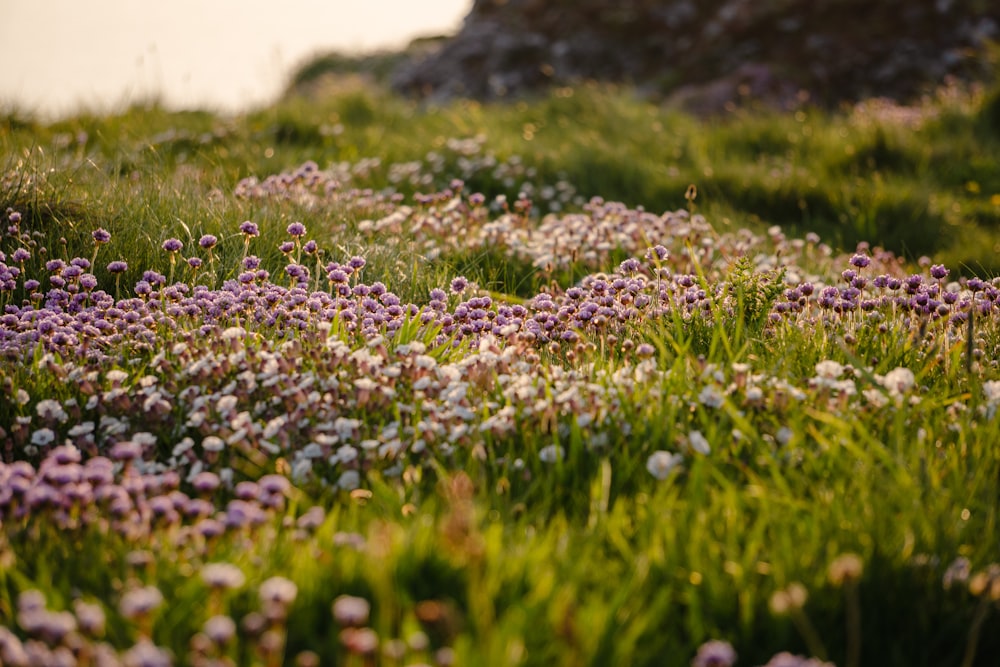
[[0, 0, 471, 119]]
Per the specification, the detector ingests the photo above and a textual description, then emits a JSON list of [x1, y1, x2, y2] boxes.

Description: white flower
[[863, 388, 889, 408], [646, 451, 683, 480], [68, 422, 95, 438], [337, 470, 361, 491], [538, 444, 565, 463], [172, 438, 195, 457], [688, 430, 711, 455], [882, 367, 915, 397], [216, 395, 239, 413], [221, 326, 246, 341], [259, 576, 297, 606], [30, 428, 55, 446], [815, 360, 844, 379], [300, 442, 324, 458], [697, 385, 724, 408], [201, 436, 225, 453], [36, 399, 68, 423], [291, 458, 312, 482], [984, 380, 1000, 403], [332, 445, 358, 464], [776, 426, 794, 446], [354, 377, 379, 391]]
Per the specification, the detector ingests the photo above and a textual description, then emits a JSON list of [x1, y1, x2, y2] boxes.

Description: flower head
[[692, 640, 737, 667], [332, 595, 371, 626], [201, 563, 246, 590], [162, 238, 183, 253], [646, 451, 682, 480]]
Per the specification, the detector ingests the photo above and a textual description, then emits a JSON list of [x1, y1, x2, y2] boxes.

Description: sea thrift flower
[[259, 576, 298, 607], [691, 639, 737, 667], [882, 367, 916, 397], [332, 595, 371, 627], [239, 220, 260, 237], [760, 652, 834, 667], [203, 615, 237, 645], [538, 444, 564, 463], [688, 430, 711, 455], [199, 234, 218, 249], [646, 451, 682, 480], [106, 260, 128, 274], [92, 228, 111, 244], [828, 553, 864, 585], [119, 586, 164, 620], [286, 222, 307, 237], [162, 238, 183, 252], [122, 639, 172, 667], [814, 360, 844, 379]]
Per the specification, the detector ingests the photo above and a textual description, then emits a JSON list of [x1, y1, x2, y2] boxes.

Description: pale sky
[[0, 0, 471, 118]]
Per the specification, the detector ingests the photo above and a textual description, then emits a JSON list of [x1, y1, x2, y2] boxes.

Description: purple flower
[[332, 595, 371, 626], [243, 255, 261, 270], [201, 563, 246, 590], [162, 238, 183, 253], [849, 253, 870, 268], [279, 241, 295, 254], [187, 257, 203, 269], [11, 248, 30, 262], [286, 221, 307, 237], [619, 257, 641, 274], [692, 640, 737, 667], [110, 440, 143, 461], [203, 615, 237, 645], [930, 264, 949, 280], [106, 260, 128, 274], [303, 239, 318, 254], [450, 276, 469, 294], [199, 234, 218, 249], [122, 639, 172, 667], [259, 576, 297, 606], [348, 256, 366, 270], [259, 474, 291, 495], [636, 343, 656, 357], [239, 220, 260, 237], [647, 245, 669, 261], [8, 211, 21, 224], [92, 228, 111, 244], [119, 586, 163, 619], [192, 471, 221, 493]]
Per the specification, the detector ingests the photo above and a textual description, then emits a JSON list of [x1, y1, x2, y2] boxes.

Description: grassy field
[[2, 78, 1000, 666]]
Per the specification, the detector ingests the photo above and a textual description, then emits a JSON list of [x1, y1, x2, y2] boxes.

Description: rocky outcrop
[[390, 0, 1000, 110]]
